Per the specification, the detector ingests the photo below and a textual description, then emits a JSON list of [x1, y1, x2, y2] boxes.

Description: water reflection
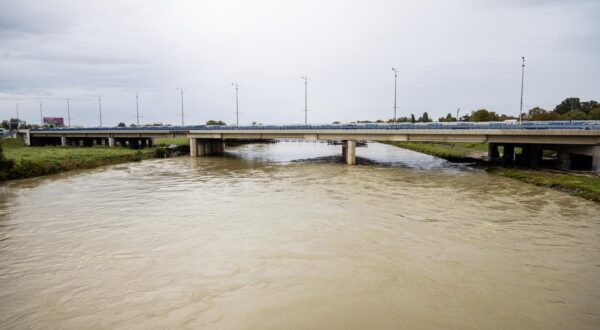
[[1, 141, 599, 329]]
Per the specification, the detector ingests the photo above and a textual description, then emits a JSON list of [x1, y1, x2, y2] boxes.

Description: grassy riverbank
[[0, 139, 160, 181], [385, 141, 600, 203]]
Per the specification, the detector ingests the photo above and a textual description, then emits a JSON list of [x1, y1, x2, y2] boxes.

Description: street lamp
[[392, 67, 399, 123], [300, 76, 308, 125], [519, 56, 525, 125], [176, 88, 186, 126], [231, 83, 239, 126]]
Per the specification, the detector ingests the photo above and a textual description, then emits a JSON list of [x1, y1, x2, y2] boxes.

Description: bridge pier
[[488, 143, 500, 161], [108, 137, 115, 147], [502, 144, 515, 163], [189, 138, 225, 157], [342, 140, 356, 165]]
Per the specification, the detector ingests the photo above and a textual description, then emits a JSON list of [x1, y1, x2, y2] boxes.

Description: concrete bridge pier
[[342, 140, 356, 165], [61, 136, 67, 147], [488, 143, 500, 161], [502, 144, 515, 163], [190, 138, 225, 157], [108, 137, 115, 147]]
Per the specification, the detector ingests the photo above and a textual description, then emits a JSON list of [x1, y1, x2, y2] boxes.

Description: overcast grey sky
[[0, 0, 598, 126]]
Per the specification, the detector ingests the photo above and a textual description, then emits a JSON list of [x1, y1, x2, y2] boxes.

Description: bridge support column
[[592, 146, 600, 174], [189, 139, 224, 157], [488, 143, 500, 161], [502, 144, 514, 163], [108, 137, 115, 147], [60, 136, 67, 147], [557, 151, 571, 170], [343, 140, 356, 165], [522, 145, 543, 166]]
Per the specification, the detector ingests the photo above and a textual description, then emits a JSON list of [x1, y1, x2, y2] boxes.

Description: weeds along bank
[[384, 141, 600, 203], [0, 139, 188, 181]]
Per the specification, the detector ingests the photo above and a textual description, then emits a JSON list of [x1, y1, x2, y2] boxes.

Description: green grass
[[488, 168, 600, 203], [384, 140, 600, 203], [154, 137, 189, 145], [0, 138, 159, 181], [384, 141, 489, 160]]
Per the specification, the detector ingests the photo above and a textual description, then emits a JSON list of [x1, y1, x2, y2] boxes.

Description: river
[[1, 141, 599, 329]]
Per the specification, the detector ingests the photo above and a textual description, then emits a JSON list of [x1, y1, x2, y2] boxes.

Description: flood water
[[1, 141, 599, 329]]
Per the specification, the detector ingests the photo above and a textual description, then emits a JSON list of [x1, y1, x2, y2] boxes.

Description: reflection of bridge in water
[[24, 122, 600, 172]]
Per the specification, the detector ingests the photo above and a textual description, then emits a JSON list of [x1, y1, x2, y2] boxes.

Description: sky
[[0, 0, 599, 127]]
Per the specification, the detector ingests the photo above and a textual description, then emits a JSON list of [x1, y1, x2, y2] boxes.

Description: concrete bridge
[[23, 122, 600, 172]]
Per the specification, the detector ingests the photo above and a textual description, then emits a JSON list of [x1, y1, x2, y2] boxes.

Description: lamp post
[[392, 67, 399, 123], [66, 98, 71, 128], [176, 88, 185, 126], [231, 83, 239, 126], [300, 76, 308, 125], [519, 56, 525, 125], [98, 95, 103, 127], [39, 101, 43, 125], [135, 92, 140, 126]]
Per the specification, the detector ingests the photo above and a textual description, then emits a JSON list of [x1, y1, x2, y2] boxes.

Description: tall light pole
[[98, 95, 103, 127], [392, 67, 399, 123], [15, 103, 19, 120], [300, 76, 308, 125], [135, 92, 140, 126], [39, 101, 43, 125], [456, 108, 460, 122], [519, 56, 525, 125], [66, 98, 71, 128], [231, 83, 239, 126], [176, 88, 185, 126]]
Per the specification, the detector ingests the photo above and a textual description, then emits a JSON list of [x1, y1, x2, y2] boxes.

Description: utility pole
[[519, 56, 525, 125], [15, 103, 19, 120], [66, 98, 71, 128], [135, 92, 140, 126], [300, 76, 308, 125], [392, 67, 399, 123], [39, 101, 43, 125], [176, 88, 185, 126], [231, 83, 239, 126], [456, 108, 460, 122], [98, 95, 103, 127]]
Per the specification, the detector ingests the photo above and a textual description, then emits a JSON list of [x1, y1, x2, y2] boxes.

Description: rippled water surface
[[1, 142, 599, 329]]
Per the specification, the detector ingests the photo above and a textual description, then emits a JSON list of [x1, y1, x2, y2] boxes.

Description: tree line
[[349, 97, 599, 124]]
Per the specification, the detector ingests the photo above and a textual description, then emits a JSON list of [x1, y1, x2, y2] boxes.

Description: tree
[[410, 114, 416, 123], [206, 120, 226, 125], [554, 97, 581, 115], [564, 110, 588, 120], [438, 113, 456, 122], [1, 120, 8, 129], [421, 112, 431, 122], [580, 100, 598, 114], [117, 122, 126, 127], [589, 108, 600, 120], [469, 109, 499, 122]]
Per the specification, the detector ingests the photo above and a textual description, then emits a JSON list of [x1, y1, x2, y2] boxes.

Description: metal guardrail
[[30, 120, 600, 132]]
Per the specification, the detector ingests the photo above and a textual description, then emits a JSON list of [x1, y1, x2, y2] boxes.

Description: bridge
[[23, 122, 600, 172]]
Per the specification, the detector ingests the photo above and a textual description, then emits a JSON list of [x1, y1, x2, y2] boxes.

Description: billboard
[[43, 117, 64, 126]]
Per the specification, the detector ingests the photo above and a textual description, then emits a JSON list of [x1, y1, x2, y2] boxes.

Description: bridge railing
[[30, 120, 600, 132]]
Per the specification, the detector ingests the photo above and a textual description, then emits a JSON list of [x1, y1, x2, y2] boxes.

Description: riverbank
[[385, 141, 600, 203], [0, 138, 186, 182]]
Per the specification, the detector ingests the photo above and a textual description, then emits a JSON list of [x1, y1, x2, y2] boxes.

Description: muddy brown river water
[[1, 142, 599, 329]]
